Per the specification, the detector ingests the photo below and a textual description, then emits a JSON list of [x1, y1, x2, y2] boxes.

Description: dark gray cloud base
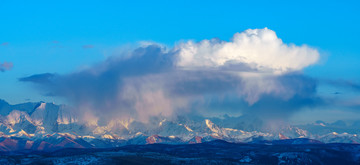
[[20, 44, 320, 123], [19, 28, 323, 123]]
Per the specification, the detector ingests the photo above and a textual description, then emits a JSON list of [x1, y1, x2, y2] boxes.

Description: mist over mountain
[[0, 99, 359, 152], [19, 29, 324, 125], [2, 1, 360, 164]]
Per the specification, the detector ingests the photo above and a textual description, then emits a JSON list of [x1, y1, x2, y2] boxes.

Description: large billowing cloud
[[0, 62, 13, 72], [20, 28, 320, 123], [175, 28, 319, 74]]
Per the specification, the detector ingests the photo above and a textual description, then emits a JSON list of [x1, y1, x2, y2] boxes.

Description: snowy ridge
[[0, 100, 360, 151]]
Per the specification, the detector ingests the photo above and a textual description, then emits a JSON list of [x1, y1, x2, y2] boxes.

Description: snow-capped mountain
[[0, 99, 359, 151]]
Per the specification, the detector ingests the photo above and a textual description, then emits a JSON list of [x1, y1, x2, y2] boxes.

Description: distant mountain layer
[[0, 99, 360, 152], [1, 140, 360, 164]]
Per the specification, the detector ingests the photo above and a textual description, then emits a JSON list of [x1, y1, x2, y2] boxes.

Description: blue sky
[[1, 0, 360, 123]]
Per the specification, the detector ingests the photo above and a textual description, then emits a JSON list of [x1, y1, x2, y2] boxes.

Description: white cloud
[[21, 28, 321, 123], [175, 28, 319, 74]]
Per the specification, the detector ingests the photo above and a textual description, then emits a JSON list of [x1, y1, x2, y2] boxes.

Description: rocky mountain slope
[[0, 99, 360, 152]]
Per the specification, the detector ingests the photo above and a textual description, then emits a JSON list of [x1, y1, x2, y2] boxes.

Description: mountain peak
[[0, 99, 360, 148]]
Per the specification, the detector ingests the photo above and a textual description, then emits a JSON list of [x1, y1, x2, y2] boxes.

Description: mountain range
[[0, 99, 359, 152]]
